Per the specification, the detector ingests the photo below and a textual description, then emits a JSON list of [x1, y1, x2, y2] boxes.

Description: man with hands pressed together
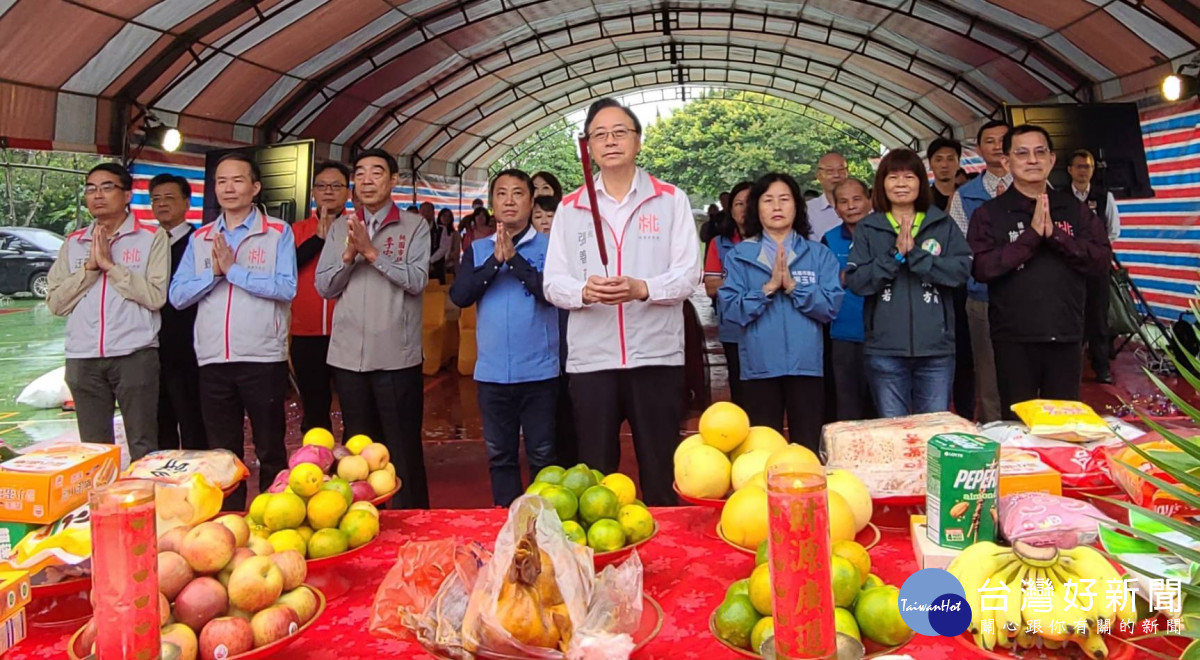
[[48, 163, 169, 461], [451, 169, 559, 507], [544, 97, 700, 506], [169, 153, 297, 509], [291, 161, 350, 433], [317, 149, 431, 509], [967, 125, 1111, 418]]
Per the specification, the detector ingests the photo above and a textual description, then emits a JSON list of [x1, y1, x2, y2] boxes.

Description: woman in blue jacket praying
[[718, 173, 844, 452]]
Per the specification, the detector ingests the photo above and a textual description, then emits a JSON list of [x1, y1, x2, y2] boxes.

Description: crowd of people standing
[[44, 97, 1117, 510]]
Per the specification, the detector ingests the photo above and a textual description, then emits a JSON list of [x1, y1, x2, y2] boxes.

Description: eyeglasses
[[587, 127, 635, 143], [313, 183, 348, 192], [1010, 148, 1051, 162], [84, 182, 125, 195]]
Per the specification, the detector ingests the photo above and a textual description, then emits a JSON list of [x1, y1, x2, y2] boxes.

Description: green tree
[[639, 93, 879, 204], [0, 149, 108, 234], [490, 118, 584, 193]]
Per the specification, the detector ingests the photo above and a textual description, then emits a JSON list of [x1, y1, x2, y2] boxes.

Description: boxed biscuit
[[0, 443, 119, 524]]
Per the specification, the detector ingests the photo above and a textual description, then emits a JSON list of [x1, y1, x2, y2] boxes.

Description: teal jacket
[[844, 206, 971, 357]]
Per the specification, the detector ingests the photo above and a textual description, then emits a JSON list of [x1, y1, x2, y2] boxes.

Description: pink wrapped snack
[[999, 492, 1114, 549]]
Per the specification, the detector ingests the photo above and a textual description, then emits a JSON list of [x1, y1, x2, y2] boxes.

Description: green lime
[[755, 539, 768, 566], [713, 594, 762, 650], [534, 465, 567, 485], [562, 520, 587, 545], [835, 607, 860, 641], [586, 519, 626, 552], [539, 485, 578, 521], [590, 468, 605, 485], [561, 465, 599, 498], [578, 485, 620, 525], [831, 556, 861, 608], [725, 578, 750, 600], [526, 481, 551, 497], [751, 616, 774, 654]]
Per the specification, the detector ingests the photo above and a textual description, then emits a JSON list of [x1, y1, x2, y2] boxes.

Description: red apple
[[214, 514, 251, 548], [158, 525, 191, 554], [269, 550, 307, 591], [198, 617, 254, 659], [227, 556, 283, 613], [217, 548, 257, 588], [350, 481, 375, 502], [174, 577, 228, 633], [180, 522, 236, 575], [276, 586, 319, 625], [250, 605, 300, 647], [161, 622, 198, 660], [158, 551, 195, 600]]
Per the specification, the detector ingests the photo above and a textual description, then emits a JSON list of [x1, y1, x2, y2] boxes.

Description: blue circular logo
[[897, 568, 971, 637]]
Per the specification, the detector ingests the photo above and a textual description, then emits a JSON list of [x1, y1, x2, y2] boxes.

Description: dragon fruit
[[288, 445, 334, 472], [268, 469, 291, 493]]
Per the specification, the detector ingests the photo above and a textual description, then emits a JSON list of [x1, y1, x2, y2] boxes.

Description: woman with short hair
[[718, 173, 843, 452], [844, 149, 971, 417]]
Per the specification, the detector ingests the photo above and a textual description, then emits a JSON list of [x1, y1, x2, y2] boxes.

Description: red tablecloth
[[10, 507, 962, 659]]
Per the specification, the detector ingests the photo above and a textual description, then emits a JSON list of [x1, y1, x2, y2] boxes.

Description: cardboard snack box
[[0, 443, 119, 524], [0, 571, 30, 624], [0, 607, 27, 655]]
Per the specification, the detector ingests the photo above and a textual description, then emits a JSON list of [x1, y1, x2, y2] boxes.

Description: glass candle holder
[[766, 464, 837, 660], [89, 479, 160, 659]]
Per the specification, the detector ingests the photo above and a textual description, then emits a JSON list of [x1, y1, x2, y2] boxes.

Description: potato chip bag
[[1010, 399, 1115, 443], [0, 503, 91, 579]]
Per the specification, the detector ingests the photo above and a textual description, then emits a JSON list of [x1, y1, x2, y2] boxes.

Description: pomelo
[[827, 491, 857, 543], [699, 402, 751, 453], [827, 469, 873, 533], [731, 450, 771, 491], [731, 426, 787, 462], [673, 434, 705, 463], [720, 485, 768, 550], [763, 443, 820, 478], [675, 444, 731, 499]]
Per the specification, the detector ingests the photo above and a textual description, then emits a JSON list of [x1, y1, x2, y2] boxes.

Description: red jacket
[[291, 213, 337, 336]]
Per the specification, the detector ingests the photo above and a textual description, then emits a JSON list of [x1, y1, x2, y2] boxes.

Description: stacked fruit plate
[[710, 537, 913, 657], [69, 516, 326, 660], [524, 463, 658, 568]]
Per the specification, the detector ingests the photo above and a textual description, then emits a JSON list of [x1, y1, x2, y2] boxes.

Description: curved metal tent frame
[[0, 0, 1194, 173]]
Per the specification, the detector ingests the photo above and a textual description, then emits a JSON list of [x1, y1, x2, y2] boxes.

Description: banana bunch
[[949, 540, 1139, 659]]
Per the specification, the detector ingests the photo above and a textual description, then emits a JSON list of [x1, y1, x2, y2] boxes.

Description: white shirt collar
[[595, 171, 639, 206], [166, 222, 191, 245], [1072, 184, 1090, 200]]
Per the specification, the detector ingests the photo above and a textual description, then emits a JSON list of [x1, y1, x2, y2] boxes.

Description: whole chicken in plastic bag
[[496, 517, 574, 650]]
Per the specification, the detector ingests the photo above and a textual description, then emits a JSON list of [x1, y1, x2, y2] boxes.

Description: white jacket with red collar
[[543, 168, 701, 373]]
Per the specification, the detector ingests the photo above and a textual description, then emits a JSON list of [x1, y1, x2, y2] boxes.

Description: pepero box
[[0, 443, 120, 524]]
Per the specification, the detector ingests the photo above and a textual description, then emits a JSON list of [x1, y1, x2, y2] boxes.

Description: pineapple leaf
[[1132, 410, 1200, 467], [1147, 369, 1200, 421], [1114, 438, 1200, 495], [1107, 553, 1200, 599], [1094, 497, 1200, 559]]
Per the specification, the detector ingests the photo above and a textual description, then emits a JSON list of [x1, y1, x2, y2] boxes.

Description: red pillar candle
[[767, 466, 837, 659], [89, 479, 160, 660]]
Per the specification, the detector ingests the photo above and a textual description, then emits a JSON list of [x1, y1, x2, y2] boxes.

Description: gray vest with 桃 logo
[[190, 211, 289, 366], [63, 214, 161, 358]]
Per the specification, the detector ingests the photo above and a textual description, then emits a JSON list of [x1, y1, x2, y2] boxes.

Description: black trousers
[[570, 366, 685, 506], [291, 335, 332, 433], [477, 378, 558, 507], [952, 286, 976, 420], [158, 354, 206, 451], [830, 340, 875, 422], [334, 365, 429, 509], [740, 376, 825, 455], [554, 373, 578, 467], [993, 341, 1083, 421], [200, 362, 289, 511], [722, 342, 745, 407], [1084, 273, 1112, 378]]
